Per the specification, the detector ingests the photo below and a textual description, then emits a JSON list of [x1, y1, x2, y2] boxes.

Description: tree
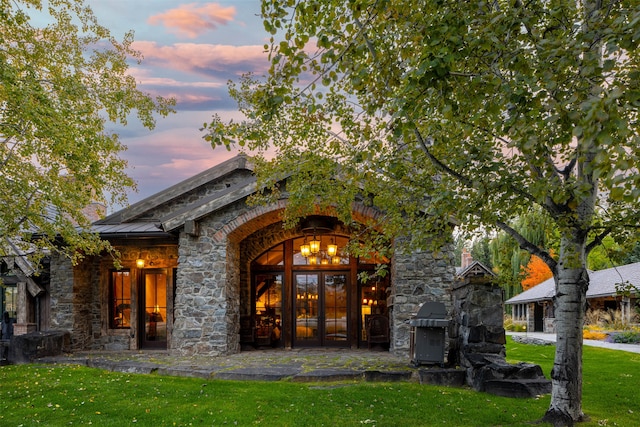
[[1, 0, 174, 264], [470, 236, 493, 270], [522, 254, 554, 290], [206, 1, 640, 424]]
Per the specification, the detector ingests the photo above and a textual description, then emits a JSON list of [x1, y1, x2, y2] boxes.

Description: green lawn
[[0, 338, 637, 426]]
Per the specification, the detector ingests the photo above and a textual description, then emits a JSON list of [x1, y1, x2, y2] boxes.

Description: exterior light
[[300, 243, 311, 257], [136, 258, 145, 268], [309, 237, 320, 254], [331, 255, 341, 265], [309, 256, 318, 265], [327, 243, 338, 257], [321, 257, 329, 265]]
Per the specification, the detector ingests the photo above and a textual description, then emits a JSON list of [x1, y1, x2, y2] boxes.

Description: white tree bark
[[543, 234, 590, 425]]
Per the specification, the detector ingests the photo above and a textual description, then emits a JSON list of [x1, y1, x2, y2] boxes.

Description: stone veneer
[[45, 158, 457, 357], [173, 204, 246, 356], [390, 244, 456, 357], [49, 247, 178, 352]]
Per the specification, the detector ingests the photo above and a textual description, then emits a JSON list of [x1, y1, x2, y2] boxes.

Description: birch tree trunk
[[543, 236, 589, 425]]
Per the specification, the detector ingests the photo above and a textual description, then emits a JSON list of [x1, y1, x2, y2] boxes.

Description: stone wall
[[48, 254, 97, 351], [173, 204, 244, 356], [390, 244, 456, 357], [48, 254, 75, 331], [451, 278, 506, 379]]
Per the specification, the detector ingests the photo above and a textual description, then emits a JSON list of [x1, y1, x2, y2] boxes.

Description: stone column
[[390, 242, 455, 358]]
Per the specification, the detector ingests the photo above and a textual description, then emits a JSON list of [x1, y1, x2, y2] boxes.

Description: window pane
[[253, 244, 285, 266], [110, 271, 131, 329]]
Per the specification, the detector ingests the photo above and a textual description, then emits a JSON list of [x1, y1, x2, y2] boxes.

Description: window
[[110, 270, 131, 329], [3, 284, 17, 319], [253, 244, 285, 266]]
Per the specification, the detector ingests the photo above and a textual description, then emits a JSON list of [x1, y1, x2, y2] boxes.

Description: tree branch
[[497, 219, 558, 273]]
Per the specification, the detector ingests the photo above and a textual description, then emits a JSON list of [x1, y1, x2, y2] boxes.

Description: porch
[[36, 347, 466, 385]]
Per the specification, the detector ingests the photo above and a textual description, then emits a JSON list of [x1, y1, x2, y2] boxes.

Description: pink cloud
[[133, 41, 270, 76], [148, 3, 236, 39]]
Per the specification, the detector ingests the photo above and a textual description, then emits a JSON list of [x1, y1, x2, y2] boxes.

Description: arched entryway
[[243, 217, 389, 350]]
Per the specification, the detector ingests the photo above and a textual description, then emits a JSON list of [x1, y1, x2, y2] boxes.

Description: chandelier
[[300, 232, 341, 265]]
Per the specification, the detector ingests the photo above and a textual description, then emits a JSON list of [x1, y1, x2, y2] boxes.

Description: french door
[[294, 272, 349, 347], [140, 269, 168, 349]]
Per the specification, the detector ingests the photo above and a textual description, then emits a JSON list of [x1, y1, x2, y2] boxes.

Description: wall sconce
[[136, 256, 145, 268]]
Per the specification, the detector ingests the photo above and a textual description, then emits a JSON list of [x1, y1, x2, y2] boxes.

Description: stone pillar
[[173, 226, 235, 357], [13, 282, 36, 335], [452, 278, 506, 376], [390, 242, 455, 358]]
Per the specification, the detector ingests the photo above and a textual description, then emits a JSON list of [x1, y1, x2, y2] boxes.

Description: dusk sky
[[85, 1, 270, 210]]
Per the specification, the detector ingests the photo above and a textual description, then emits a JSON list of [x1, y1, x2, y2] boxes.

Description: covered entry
[[294, 272, 348, 346], [246, 217, 389, 350]]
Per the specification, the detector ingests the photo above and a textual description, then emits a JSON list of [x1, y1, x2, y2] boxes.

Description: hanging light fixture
[[309, 229, 320, 255], [327, 235, 337, 257], [300, 238, 311, 258]]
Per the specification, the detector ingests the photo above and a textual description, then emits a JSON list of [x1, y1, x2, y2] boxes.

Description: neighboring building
[[505, 262, 640, 332], [14, 155, 458, 357]]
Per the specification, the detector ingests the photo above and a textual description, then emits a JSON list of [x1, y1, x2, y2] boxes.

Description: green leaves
[[1, 0, 175, 265]]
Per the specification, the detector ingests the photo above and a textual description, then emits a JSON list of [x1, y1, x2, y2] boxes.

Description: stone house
[[5, 155, 458, 358], [505, 262, 640, 332]]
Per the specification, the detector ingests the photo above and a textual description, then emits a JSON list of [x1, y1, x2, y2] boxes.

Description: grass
[[0, 338, 638, 426]]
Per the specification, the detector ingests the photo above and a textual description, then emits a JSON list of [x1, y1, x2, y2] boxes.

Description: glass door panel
[[294, 274, 319, 345], [255, 273, 283, 347], [141, 270, 167, 348], [324, 274, 348, 342], [293, 272, 349, 347]]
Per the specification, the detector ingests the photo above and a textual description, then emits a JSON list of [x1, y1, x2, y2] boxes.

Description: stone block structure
[[7, 155, 459, 360], [452, 260, 550, 397]]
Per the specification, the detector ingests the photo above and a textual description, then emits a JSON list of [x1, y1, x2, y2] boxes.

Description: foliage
[[585, 308, 638, 330], [582, 329, 607, 340], [470, 237, 493, 270], [610, 330, 640, 343], [504, 316, 528, 332], [207, 0, 640, 423], [521, 253, 554, 290], [489, 209, 556, 299], [0, 0, 174, 265]]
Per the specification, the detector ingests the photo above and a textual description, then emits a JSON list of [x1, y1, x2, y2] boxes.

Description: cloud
[[148, 3, 236, 39], [133, 41, 270, 77]]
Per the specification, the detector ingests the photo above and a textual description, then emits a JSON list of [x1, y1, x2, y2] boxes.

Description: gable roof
[[91, 155, 255, 237], [505, 262, 640, 304], [456, 260, 496, 279], [96, 155, 254, 226]]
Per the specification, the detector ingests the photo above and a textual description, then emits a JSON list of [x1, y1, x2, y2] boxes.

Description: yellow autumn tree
[[521, 254, 554, 291]]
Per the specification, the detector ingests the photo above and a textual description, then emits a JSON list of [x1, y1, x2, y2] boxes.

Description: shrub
[[610, 331, 640, 343], [504, 316, 528, 332], [583, 329, 607, 340], [585, 308, 632, 330]]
